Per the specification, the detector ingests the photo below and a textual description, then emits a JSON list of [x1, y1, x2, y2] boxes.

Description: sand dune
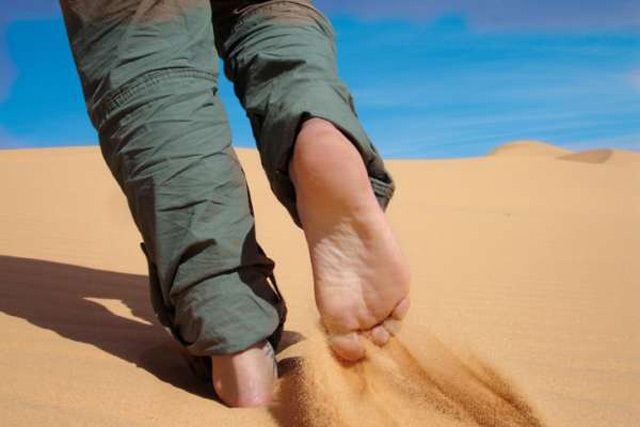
[[1, 142, 639, 426], [491, 140, 640, 165], [489, 141, 573, 158]]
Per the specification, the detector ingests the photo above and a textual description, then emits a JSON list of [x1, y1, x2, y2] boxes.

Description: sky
[[0, 1, 638, 158]]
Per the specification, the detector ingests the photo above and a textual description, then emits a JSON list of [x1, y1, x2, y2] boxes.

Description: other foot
[[211, 340, 277, 407]]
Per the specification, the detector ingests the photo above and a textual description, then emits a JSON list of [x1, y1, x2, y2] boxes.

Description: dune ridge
[[559, 148, 640, 164], [490, 140, 640, 165], [489, 141, 573, 158]]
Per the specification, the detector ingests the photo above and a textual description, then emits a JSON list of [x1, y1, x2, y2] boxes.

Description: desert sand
[[1, 141, 638, 426]]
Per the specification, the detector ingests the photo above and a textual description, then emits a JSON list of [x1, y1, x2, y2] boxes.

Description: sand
[[1, 142, 638, 426]]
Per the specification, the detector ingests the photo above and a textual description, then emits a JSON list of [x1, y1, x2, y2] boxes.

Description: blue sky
[[0, 1, 638, 157]]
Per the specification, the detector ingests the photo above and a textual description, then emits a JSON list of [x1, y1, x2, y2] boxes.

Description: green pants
[[59, 0, 395, 368]]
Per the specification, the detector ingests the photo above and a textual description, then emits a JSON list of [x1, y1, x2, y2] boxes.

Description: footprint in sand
[[270, 324, 546, 427]]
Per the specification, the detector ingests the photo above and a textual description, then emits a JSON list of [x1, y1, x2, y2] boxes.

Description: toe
[[391, 297, 411, 320], [329, 332, 365, 361], [369, 325, 390, 346], [382, 318, 402, 336]]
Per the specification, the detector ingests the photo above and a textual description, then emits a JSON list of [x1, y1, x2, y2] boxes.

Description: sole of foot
[[290, 118, 411, 362]]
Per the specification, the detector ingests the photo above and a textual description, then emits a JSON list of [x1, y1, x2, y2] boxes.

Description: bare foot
[[290, 118, 411, 361], [211, 340, 277, 407]]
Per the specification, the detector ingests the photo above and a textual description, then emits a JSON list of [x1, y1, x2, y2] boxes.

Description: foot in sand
[[290, 118, 411, 361], [211, 340, 277, 407]]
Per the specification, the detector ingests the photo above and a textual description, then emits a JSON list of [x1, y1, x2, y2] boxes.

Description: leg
[[59, 0, 285, 406], [213, 0, 410, 361]]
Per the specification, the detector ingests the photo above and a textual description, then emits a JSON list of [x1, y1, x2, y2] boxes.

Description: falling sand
[[1, 142, 639, 426], [272, 326, 545, 427]]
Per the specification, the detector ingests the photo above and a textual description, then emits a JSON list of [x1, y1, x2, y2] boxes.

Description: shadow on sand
[[0, 255, 302, 401]]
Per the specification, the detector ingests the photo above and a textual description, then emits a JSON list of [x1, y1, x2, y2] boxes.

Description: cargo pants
[[59, 0, 395, 375]]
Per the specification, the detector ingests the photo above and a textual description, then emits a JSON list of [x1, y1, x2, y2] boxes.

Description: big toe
[[392, 297, 411, 320], [329, 332, 365, 361]]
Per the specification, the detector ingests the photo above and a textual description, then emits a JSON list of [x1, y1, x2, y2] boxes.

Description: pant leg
[[59, 0, 286, 363], [211, 0, 395, 227]]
